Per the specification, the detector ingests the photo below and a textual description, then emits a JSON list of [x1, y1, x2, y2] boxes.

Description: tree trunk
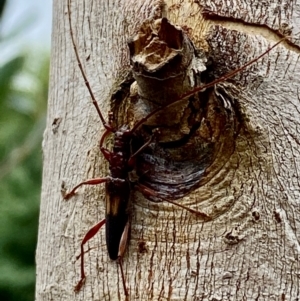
[[36, 0, 300, 300]]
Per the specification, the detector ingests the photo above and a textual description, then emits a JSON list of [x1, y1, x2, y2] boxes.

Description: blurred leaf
[[0, 55, 25, 99], [0, 49, 49, 301]]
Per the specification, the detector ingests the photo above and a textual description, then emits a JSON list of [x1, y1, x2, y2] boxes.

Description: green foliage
[[0, 50, 48, 301]]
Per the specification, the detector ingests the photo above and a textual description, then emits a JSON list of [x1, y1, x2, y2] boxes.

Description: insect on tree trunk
[[36, 0, 300, 300]]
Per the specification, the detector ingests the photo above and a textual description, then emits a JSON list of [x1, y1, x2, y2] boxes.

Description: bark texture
[[36, 0, 300, 300]]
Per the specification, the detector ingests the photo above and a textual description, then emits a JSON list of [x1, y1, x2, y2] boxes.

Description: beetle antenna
[[67, 0, 111, 130], [131, 36, 287, 132]]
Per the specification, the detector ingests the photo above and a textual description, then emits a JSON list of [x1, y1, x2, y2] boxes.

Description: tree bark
[[36, 0, 300, 300]]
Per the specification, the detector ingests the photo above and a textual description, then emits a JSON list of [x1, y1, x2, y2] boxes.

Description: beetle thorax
[[113, 125, 131, 153]]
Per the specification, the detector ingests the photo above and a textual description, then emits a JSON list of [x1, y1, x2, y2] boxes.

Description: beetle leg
[[137, 184, 211, 220], [117, 221, 130, 297], [100, 128, 114, 161], [128, 129, 160, 168], [74, 219, 106, 292], [128, 135, 154, 168], [63, 177, 110, 200]]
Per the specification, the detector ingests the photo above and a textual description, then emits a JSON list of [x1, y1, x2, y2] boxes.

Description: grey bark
[[36, 0, 300, 300]]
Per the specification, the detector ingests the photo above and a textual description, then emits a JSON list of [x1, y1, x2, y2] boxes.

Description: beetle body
[[104, 126, 132, 260]]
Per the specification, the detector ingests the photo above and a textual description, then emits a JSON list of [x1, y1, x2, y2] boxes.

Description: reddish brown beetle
[[65, 0, 285, 295]]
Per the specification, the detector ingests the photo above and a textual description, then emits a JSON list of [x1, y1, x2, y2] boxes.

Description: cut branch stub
[[113, 16, 243, 219], [128, 17, 208, 105]]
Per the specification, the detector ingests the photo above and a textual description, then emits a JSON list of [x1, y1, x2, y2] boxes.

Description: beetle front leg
[[128, 129, 160, 168]]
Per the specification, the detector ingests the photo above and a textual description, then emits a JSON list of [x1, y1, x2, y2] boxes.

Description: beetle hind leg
[[137, 184, 211, 220], [117, 221, 130, 297], [74, 219, 106, 292]]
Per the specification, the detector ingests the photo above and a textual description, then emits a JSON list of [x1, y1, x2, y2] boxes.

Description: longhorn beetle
[[65, 0, 286, 295]]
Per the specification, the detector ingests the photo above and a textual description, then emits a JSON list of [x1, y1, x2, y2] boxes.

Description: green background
[[0, 0, 49, 300]]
